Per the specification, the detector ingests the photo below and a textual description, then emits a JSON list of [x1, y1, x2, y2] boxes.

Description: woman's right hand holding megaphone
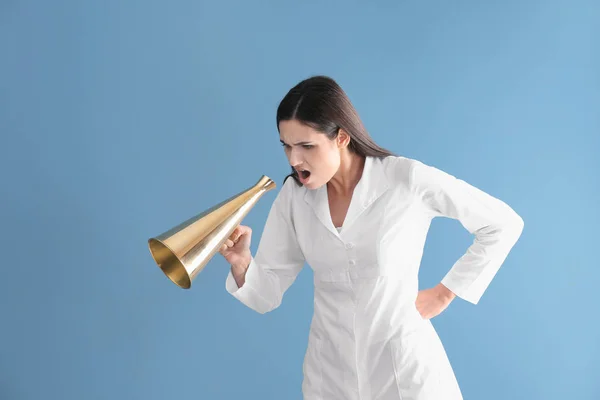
[[219, 225, 253, 287]]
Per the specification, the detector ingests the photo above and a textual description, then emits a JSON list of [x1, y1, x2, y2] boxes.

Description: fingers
[[219, 235, 240, 253], [219, 226, 251, 255], [230, 225, 251, 242], [220, 239, 234, 252]]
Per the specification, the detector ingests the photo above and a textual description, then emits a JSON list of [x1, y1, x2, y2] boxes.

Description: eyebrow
[[280, 139, 313, 146]]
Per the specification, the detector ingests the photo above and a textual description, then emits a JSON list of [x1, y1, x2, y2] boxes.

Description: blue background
[[1, 1, 598, 399]]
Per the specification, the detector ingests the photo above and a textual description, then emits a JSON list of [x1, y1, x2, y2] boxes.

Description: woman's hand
[[218, 225, 253, 287], [415, 283, 456, 320]]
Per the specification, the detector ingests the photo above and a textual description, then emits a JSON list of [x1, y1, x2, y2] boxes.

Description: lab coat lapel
[[303, 156, 391, 238]]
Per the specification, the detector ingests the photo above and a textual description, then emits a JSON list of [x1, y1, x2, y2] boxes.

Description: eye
[[302, 144, 313, 149]]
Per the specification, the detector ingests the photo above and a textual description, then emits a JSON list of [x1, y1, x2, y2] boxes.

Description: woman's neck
[[327, 151, 365, 197]]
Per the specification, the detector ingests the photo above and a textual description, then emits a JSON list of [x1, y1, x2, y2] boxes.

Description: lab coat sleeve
[[409, 160, 524, 305], [225, 179, 305, 314]]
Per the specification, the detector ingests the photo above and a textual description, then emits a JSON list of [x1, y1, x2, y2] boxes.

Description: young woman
[[219, 75, 524, 400]]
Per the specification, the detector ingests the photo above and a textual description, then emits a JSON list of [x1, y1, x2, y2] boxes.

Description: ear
[[337, 129, 351, 148]]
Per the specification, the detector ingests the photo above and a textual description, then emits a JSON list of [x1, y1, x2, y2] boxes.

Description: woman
[[219, 76, 524, 400]]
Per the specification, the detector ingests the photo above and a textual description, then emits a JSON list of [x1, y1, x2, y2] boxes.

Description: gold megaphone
[[148, 175, 276, 289]]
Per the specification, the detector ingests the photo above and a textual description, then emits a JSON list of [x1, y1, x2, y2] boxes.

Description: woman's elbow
[[511, 212, 525, 238], [501, 212, 524, 248]]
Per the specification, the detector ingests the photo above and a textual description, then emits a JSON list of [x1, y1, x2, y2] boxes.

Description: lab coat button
[[345, 243, 353, 249], [349, 260, 356, 266]]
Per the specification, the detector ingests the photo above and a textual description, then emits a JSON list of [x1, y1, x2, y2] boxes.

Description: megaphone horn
[[148, 175, 276, 289]]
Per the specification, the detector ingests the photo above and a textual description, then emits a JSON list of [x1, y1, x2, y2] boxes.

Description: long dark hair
[[276, 75, 396, 186]]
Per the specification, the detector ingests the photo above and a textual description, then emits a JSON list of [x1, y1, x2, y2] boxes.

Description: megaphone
[[148, 175, 276, 289]]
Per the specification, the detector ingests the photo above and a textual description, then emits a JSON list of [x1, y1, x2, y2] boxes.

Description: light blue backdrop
[[1, 1, 598, 399]]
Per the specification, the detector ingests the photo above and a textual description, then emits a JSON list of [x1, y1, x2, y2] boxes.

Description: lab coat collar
[[303, 155, 391, 237]]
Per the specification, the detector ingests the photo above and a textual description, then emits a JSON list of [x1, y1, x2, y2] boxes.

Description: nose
[[288, 148, 303, 167]]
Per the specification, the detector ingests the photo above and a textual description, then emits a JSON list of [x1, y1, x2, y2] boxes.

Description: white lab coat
[[226, 155, 524, 400]]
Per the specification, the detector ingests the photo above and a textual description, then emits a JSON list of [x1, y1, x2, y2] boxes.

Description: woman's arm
[[410, 159, 525, 305], [225, 179, 306, 314]]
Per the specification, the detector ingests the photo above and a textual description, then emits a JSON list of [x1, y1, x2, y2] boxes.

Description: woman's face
[[278, 119, 346, 189]]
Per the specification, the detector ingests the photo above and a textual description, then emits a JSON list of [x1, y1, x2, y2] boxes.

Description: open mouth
[[297, 169, 311, 180]]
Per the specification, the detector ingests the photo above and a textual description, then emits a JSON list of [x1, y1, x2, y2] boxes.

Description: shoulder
[[379, 155, 452, 193], [271, 173, 304, 211], [281, 173, 306, 198], [378, 155, 420, 187]]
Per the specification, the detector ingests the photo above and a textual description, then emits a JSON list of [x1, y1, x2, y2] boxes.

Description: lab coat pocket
[[390, 326, 442, 399]]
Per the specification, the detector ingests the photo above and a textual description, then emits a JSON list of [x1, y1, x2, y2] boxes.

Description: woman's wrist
[[436, 283, 456, 303], [231, 263, 248, 276], [230, 257, 251, 287]]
